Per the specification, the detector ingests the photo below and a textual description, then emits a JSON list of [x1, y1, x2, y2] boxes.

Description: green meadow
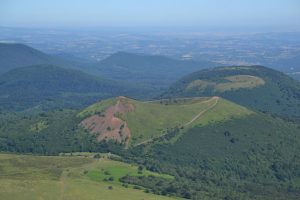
[[0, 153, 178, 200]]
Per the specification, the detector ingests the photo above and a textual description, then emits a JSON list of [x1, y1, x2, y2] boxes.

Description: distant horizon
[[1, 25, 300, 35], [1, 0, 299, 32]]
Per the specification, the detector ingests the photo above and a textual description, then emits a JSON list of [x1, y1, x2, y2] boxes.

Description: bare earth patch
[[80, 96, 134, 148]]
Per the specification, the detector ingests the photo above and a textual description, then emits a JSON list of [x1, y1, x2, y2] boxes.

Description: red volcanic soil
[[80, 97, 134, 148]]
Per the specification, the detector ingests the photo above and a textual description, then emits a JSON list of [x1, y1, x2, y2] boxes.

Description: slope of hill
[[1, 95, 300, 199], [162, 65, 300, 118], [0, 96, 253, 153], [136, 111, 300, 199], [0, 153, 176, 200], [0, 65, 138, 111], [78, 96, 252, 147], [0, 43, 77, 74], [94, 52, 217, 95], [0, 44, 218, 98]]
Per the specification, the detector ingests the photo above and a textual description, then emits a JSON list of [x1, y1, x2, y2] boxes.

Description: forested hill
[[95, 52, 218, 91], [0, 43, 77, 74], [162, 65, 300, 118], [0, 65, 139, 111]]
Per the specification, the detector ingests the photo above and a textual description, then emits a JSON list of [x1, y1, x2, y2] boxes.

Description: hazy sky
[[0, 0, 299, 31]]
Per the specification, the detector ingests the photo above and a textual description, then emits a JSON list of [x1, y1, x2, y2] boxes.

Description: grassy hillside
[[79, 96, 252, 146], [0, 65, 141, 111], [0, 96, 252, 153], [94, 52, 217, 95], [0, 153, 177, 200], [162, 65, 300, 118], [80, 96, 300, 199]]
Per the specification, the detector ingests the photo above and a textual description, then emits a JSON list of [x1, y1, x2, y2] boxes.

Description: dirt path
[[59, 171, 67, 200], [184, 96, 219, 126], [134, 96, 219, 147]]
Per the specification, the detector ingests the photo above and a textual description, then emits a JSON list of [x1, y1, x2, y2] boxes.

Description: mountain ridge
[[94, 51, 218, 96], [0, 65, 138, 111], [0, 43, 77, 74]]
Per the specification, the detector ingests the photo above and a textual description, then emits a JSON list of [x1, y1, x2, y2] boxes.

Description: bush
[[133, 186, 141, 190], [93, 153, 101, 159]]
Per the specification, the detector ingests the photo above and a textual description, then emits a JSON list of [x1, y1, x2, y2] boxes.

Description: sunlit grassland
[[0, 153, 177, 200], [122, 97, 219, 144]]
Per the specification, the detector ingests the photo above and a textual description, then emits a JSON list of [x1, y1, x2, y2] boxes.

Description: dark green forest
[[123, 114, 300, 199], [0, 65, 146, 111]]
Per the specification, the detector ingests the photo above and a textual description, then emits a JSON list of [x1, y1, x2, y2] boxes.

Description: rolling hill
[[94, 52, 218, 95], [0, 153, 176, 200], [0, 44, 218, 98], [162, 65, 300, 118], [0, 65, 139, 111], [1, 95, 300, 199], [139, 109, 300, 199], [0, 43, 78, 74], [78, 96, 252, 147], [1, 94, 300, 199], [0, 95, 254, 153]]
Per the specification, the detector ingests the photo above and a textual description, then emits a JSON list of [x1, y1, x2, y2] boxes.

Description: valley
[[0, 42, 299, 200]]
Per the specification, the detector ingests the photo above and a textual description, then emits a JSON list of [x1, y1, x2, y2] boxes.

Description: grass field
[[125, 97, 253, 145], [77, 98, 117, 118], [0, 153, 178, 200], [221, 75, 265, 91], [124, 97, 219, 144], [190, 98, 253, 126], [86, 158, 173, 184], [186, 75, 265, 92]]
